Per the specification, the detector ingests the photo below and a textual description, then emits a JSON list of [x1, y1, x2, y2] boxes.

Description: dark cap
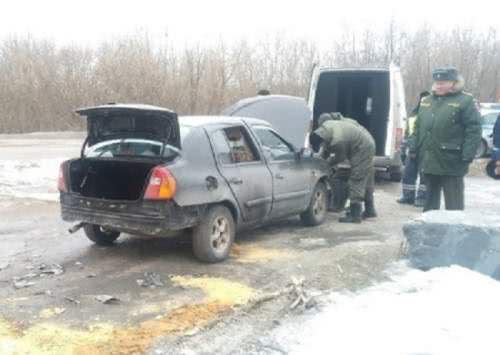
[[257, 89, 271, 96], [432, 67, 459, 81]]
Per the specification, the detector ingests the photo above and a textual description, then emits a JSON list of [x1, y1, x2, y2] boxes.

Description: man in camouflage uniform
[[310, 112, 376, 223], [411, 68, 482, 211]]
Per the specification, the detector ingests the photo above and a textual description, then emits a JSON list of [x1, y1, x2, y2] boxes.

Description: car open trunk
[[313, 70, 390, 156], [65, 104, 181, 201], [68, 159, 157, 201]]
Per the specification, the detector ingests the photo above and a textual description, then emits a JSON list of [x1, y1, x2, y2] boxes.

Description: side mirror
[[297, 147, 313, 160]]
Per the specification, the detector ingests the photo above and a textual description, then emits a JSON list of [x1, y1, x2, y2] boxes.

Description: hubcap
[[210, 216, 230, 252], [312, 190, 326, 217]]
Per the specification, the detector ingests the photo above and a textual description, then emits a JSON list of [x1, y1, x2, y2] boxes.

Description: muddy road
[[0, 134, 494, 354]]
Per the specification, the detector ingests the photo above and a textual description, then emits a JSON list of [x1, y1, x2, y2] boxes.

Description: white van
[[308, 63, 407, 181]]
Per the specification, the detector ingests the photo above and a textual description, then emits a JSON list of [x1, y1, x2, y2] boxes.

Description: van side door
[[210, 125, 273, 222], [252, 126, 310, 218]]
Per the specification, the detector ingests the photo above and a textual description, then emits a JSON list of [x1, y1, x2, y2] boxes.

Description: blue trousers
[[401, 157, 426, 200]]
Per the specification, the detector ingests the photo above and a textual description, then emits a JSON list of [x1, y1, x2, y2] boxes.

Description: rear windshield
[[85, 139, 180, 159], [85, 125, 192, 159]]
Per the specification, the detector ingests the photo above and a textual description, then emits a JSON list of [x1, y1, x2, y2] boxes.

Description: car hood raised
[[222, 95, 311, 148], [76, 104, 180, 148]]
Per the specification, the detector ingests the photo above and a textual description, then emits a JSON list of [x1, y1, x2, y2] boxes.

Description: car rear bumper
[[60, 193, 203, 236]]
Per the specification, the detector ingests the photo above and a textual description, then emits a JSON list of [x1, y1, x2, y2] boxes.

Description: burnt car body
[[59, 104, 330, 262]]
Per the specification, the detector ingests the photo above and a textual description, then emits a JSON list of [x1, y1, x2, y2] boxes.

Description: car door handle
[[229, 177, 243, 185], [275, 173, 284, 180]]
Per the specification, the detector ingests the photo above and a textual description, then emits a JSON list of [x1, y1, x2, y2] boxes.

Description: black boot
[[362, 196, 377, 219], [396, 189, 415, 205], [339, 203, 362, 223], [414, 186, 426, 208]]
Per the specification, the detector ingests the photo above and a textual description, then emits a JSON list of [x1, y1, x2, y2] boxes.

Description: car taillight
[[58, 163, 67, 192], [144, 166, 177, 200], [395, 128, 404, 150]]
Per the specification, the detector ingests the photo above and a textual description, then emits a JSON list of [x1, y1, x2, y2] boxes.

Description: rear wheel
[[192, 205, 235, 263], [300, 182, 327, 226], [83, 224, 120, 246]]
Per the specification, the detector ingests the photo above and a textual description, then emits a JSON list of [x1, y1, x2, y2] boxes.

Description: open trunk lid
[[76, 104, 180, 149]]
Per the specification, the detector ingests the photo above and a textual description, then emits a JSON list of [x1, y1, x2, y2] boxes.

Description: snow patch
[[283, 264, 500, 355], [0, 158, 64, 201]]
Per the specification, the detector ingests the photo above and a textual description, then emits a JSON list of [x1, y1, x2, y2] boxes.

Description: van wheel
[[83, 224, 120, 246], [300, 182, 327, 226], [192, 205, 235, 263]]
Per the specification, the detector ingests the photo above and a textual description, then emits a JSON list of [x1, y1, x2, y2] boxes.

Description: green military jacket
[[412, 90, 481, 176], [314, 117, 375, 165]]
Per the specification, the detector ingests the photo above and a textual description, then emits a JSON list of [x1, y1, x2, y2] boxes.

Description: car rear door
[[252, 126, 310, 218], [210, 125, 273, 222]]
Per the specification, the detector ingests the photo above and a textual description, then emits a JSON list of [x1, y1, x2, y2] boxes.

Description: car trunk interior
[[69, 159, 157, 201], [313, 71, 390, 156]]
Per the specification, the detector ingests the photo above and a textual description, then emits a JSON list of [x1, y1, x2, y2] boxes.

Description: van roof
[[318, 67, 390, 73]]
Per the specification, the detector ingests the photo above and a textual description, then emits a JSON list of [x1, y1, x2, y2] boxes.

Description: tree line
[[0, 24, 499, 133]]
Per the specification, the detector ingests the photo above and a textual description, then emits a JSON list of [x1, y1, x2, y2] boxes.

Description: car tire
[[475, 139, 488, 159], [83, 224, 120, 246], [300, 182, 327, 226], [389, 169, 403, 182], [192, 205, 235, 263]]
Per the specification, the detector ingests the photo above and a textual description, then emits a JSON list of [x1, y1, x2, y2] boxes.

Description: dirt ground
[[0, 134, 495, 354]]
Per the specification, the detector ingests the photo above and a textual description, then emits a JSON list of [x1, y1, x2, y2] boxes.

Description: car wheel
[[192, 205, 235, 263], [475, 139, 487, 158], [389, 168, 403, 182], [300, 182, 327, 226], [83, 224, 120, 246]]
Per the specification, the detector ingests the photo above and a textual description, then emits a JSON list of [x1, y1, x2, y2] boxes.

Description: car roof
[[180, 115, 271, 128]]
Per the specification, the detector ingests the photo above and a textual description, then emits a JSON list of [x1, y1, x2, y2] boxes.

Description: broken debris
[[38, 263, 64, 276], [13, 279, 36, 289], [95, 295, 120, 304], [136, 272, 164, 288], [65, 297, 81, 305], [287, 277, 316, 311]]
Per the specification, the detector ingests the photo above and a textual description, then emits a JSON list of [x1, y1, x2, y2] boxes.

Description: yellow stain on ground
[[38, 307, 66, 319], [0, 277, 256, 354], [231, 243, 293, 263], [0, 302, 227, 355], [171, 275, 256, 305]]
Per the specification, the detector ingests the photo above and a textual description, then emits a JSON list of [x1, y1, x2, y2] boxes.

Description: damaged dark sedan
[[59, 104, 330, 262]]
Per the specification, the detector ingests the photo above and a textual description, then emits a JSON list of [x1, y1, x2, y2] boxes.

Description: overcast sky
[[1, 0, 499, 47]]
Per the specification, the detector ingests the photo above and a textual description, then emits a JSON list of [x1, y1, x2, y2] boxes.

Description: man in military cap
[[411, 67, 482, 211], [310, 112, 376, 223]]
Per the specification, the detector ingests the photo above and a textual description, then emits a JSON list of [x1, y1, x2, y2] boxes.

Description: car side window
[[211, 126, 260, 164], [254, 128, 295, 161], [211, 130, 233, 164]]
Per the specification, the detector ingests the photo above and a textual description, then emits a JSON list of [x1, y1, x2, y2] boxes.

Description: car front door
[[253, 126, 310, 218], [210, 126, 273, 222]]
